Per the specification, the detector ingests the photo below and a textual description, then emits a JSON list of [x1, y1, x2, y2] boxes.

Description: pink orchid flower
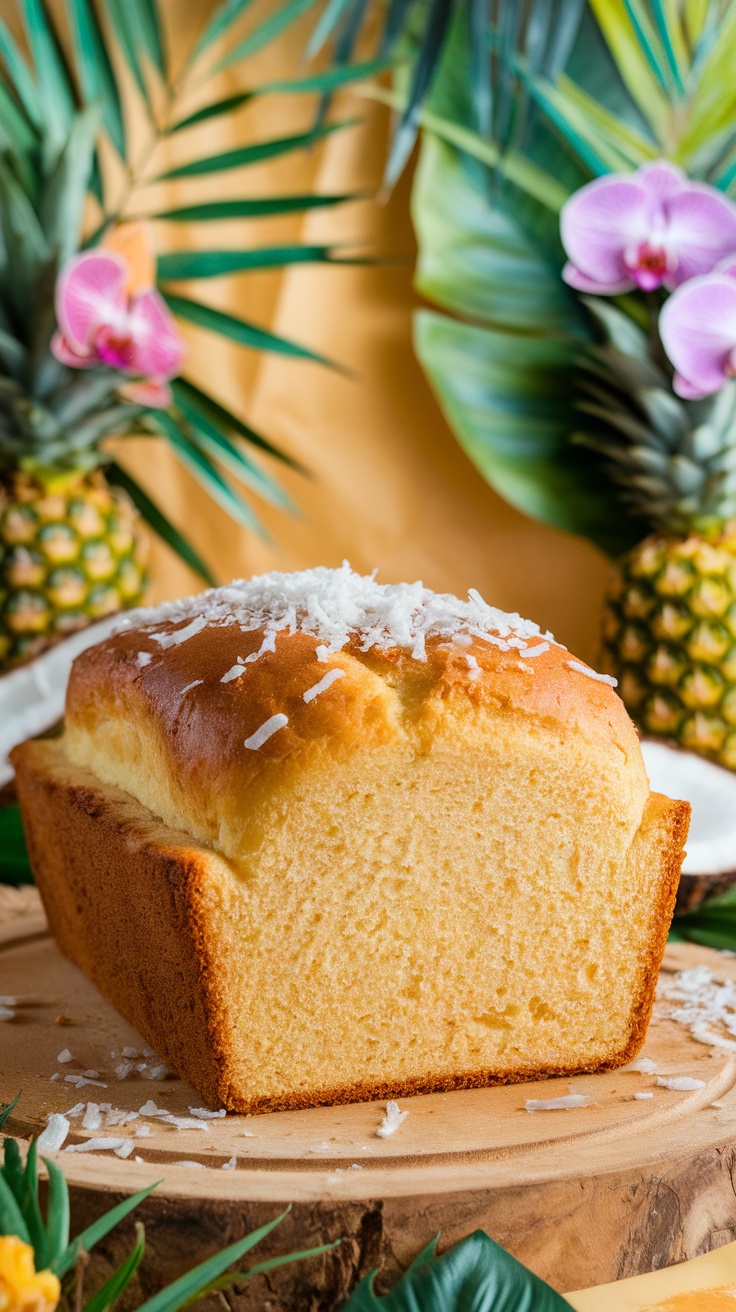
[[51, 250, 184, 407], [560, 161, 736, 295], [659, 258, 736, 398]]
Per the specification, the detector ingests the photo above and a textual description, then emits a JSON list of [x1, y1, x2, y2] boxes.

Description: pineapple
[[0, 470, 147, 667], [575, 300, 736, 770]]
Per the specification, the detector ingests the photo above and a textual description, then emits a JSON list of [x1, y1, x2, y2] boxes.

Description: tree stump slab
[[3, 905, 736, 1307]]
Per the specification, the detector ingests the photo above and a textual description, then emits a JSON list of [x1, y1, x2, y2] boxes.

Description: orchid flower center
[[95, 323, 136, 371], [623, 239, 677, 291], [726, 348, 736, 380]]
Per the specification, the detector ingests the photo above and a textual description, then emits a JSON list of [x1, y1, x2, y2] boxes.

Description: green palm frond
[[0, 0, 373, 583]]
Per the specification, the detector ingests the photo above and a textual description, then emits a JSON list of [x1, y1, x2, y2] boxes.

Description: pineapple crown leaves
[[0, 1094, 339, 1310], [405, 0, 736, 557], [0, 0, 380, 581]]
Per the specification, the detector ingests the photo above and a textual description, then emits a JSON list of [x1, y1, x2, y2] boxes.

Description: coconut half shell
[[641, 738, 736, 914]]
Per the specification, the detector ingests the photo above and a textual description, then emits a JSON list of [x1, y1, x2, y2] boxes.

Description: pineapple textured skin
[[0, 471, 148, 667], [602, 525, 736, 770]]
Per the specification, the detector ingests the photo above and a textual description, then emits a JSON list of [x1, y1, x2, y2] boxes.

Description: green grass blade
[[53, 1182, 161, 1278], [190, 1242, 341, 1302], [22, 1140, 50, 1271], [156, 118, 354, 180], [158, 245, 337, 279], [134, 1210, 291, 1312], [175, 376, 304, 470], [42, 1157, 70, 1264], [0, 77, 38, 157], [3, 1138, 24, 1203], [154, 412, 267, 539], [0, 1169, 31, 1244], [165, 293, 336, 368], [105, 461, 215, 585], [39, 106, 99, 267], [173, 386, 296, 511], [168, 93, 251, 133], [0, 1093, 21, 1131], [67, 0, 125, 155], [85, 1226, 145, 1312], [0, 18, 43, 130], [217, 0, 318, 70], [149, 192, 359, 221]]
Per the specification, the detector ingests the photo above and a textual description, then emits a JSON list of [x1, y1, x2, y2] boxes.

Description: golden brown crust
[[12, 738, 689, 1114]]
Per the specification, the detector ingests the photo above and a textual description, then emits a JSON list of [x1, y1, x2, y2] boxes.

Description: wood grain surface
[[3, 898, 736, 1308]]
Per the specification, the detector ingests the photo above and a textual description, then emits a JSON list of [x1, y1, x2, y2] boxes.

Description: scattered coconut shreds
[[308, 1141, 331, 1153], [123, 564, 558, 669], [49, 1073, 60, 1082], [136, 1125, 152, 1137], [303, 668, 346, 703], [657, 1076, 706, 1092], [221, 1156, 237, 1170], [82, 1103, 102, 1131], [621, 1056, 659, 1074], [134, 1156, 144, 1164], [37, 1114, 70, 1152], [57, 1049, 73, 1063], [82, 1070, 100, 1079], [376, 1101, 408, 1138], [139, 1100, 167, 1117], [175, 1160, 205, 1169], [64, 1074, 107, 1089], [657, 965, 736, 1053], [0, 996, 16, 1005], [161, 1115, 210, 1132], [525, 1094, 592, 1112], [188, 1107, 227, 1120], [634, 1092, 654, 1101], [122, 1046, 139, 1059], [64, 1103, 85, 1119], [566, 659, 617, 687], [0, 1005, 14, 1020], [241, 1131, 255, 1138], [115, 1141, 135, 1159], [244, 712, 288, 751], [66, 1137, 127, 1154]]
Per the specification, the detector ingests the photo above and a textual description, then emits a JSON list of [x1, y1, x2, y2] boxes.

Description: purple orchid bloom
[[51, 250, 184, 406], [560, 161, 736, 295], [659, 259, 736, 398]]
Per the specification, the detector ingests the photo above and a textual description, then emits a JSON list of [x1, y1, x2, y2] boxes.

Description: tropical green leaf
[[53, 1182, 160, 1277], [0, 157, 51, 328], [0, 1169, 30, 1244], [168, 93, 251, 134], [67, 0, 125, 155], [42, 1157, 70, 1264], [85, 1225, 146, 1312], [3, 1138, 24, 1205], [105, 461, 216, 585], [587, 0, 670, 135], [158, 245, 340, 279], [672, 883, 736, 953], [385, 0, 453, 189], [165, 293, 336, 368], [153, 411, 268, 538], [0, 1093, 21, 1133], [150, 192, 358, 221], [20, 0, 75, 170], [39, 107, 99, 266], [190, 1241, 341, 1303], [343, 1230, 575, 1311], [174, 376, 304, 469], [217, 0, 317, 70], [412, 132, 582, 333], [103, 0, 148, 101], [0, 18, 43, 130], [190, 0, 255, 61], [156, 119, 354, 180], [523, 72, 646, 174], [174, 385, 296, 511], [307, 0, 356, 59], [260, 57, 389, 95], [134, 1210, 292, 1312], [0, 77, 38, 162], [130, 0, 166, 76]]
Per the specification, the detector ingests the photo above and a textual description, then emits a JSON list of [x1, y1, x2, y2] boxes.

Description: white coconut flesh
[[641, 738, 736, 877]]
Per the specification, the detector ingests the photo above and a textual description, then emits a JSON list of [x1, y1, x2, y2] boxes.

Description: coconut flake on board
[[657, 965, 736, 1052], [525, 1093, 592, 1112], [37, 1114, 70, 1152], [376, 1101, 408, 1138], [657, 1076, 706, 1091]]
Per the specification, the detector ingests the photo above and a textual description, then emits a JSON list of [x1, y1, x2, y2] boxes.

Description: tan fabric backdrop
[[108, 0, 610, 660]]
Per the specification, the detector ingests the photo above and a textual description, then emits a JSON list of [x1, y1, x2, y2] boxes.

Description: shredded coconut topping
[[303, 668, 345, 703], [376, 1101, 408, 1138], [244, 713, 288, 750], [525, 1093, 592, 1112], [38, 1114, 70, 1152], [657, 1075, 706, 1091], [657, 965, 736, 1053], [122, 564, 555, 663], [567, 660, 618, 687]]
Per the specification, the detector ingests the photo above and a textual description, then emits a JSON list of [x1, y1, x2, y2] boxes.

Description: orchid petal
[[56, 252, 127, 352], [118, 379, 172, 408], [665, 186, 736, 285], [660, 274, 736, 398], [561, 262, 634, 295], [126, 290, 185, 380], [561, 177, 652, 290], [50, 331, 97, 369], [714, 253, 736, 280], [637, 160, 686, 199], [672, 372, 709, 399]]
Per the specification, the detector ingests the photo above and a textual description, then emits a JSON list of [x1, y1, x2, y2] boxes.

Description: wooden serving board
[[4, 899, 736, 1309]]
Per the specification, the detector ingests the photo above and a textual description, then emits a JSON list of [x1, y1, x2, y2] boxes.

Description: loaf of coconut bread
[[12, 565, 690, 1112]]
